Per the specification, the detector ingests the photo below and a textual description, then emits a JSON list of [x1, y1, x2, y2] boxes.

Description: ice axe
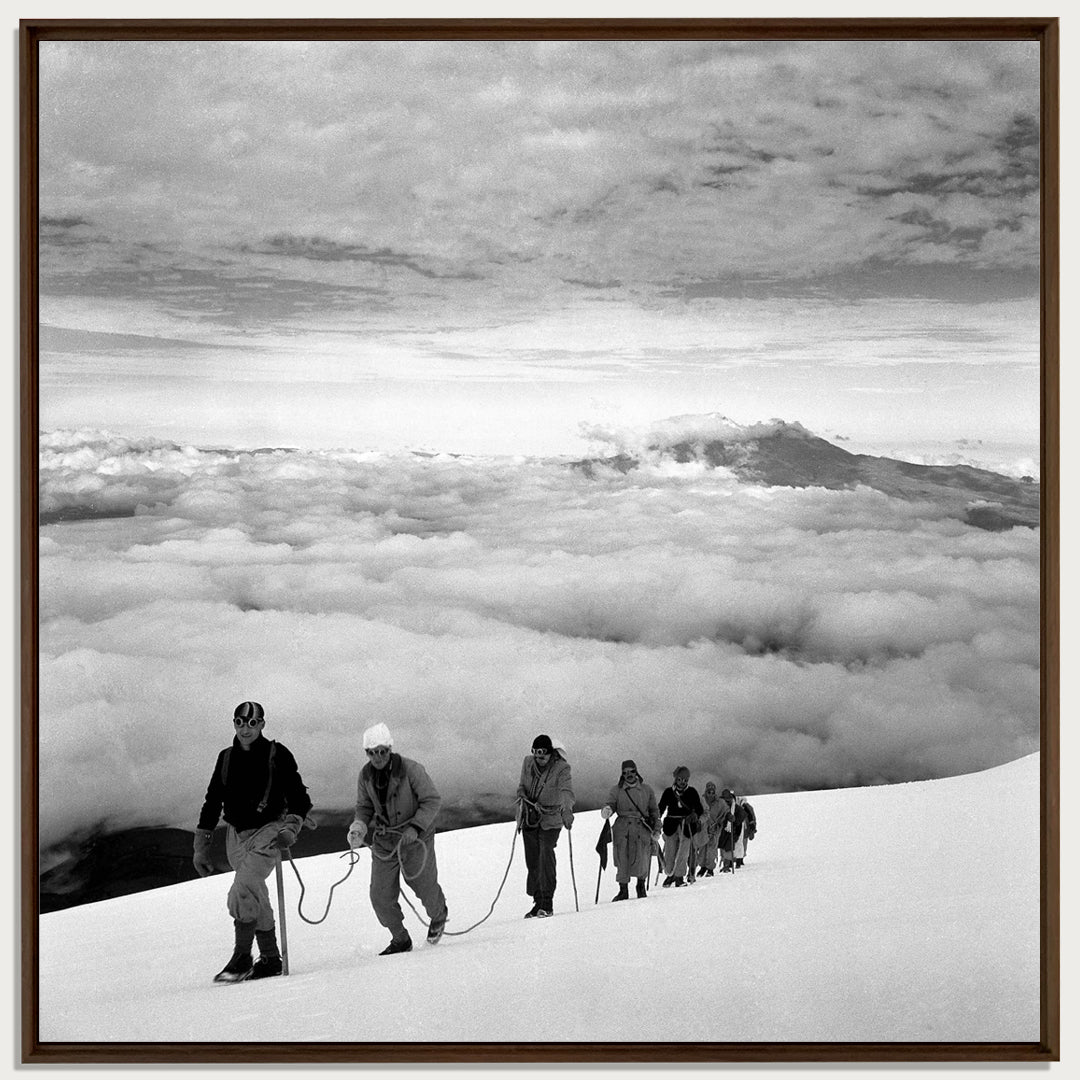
[[568, 827, 580, 912], [275, 854, 290, 976]]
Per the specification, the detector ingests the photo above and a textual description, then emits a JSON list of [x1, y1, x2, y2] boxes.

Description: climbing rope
[[282, 819, 522, 938], [283, 846, 359, 925], [384, 820, 522, 933]]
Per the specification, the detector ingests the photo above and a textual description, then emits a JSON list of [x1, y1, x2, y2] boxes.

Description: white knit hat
[[362, 722, 393, 750]]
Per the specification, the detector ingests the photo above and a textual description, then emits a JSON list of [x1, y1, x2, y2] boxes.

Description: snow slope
[[38, 754, 1040, 1045]]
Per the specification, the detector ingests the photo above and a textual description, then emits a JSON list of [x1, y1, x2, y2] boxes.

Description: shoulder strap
[[529, 763, 553, 803], [219, 742, 277, 814], [257, 741, 277, 814], [623, 787, 649, 823]]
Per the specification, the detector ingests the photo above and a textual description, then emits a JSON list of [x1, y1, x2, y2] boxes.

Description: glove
[[600, 806, 613, 820], [347, 820, 368, 849], [272, 815, 302, 851], [192, 829, 215, 877], [562, 813, 574, 830], [400, 826, 420, 845]]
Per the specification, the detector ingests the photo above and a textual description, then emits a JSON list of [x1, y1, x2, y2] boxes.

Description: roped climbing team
[[194, 702, 756, 981]]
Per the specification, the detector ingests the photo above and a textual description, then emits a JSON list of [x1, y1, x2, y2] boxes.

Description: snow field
[[39, 753, 1040, 1044]]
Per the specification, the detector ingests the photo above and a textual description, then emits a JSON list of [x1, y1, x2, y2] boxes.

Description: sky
[[36, 37, 1041, 458], [38, 753, 1041, 1045], [37, 427, 1039, 854]]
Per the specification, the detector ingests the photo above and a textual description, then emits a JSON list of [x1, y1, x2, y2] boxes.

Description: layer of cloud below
[[37, 427, 1039, 850]]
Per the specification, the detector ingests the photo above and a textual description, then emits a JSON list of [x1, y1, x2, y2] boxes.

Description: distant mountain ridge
[[573, 420, 1039, 532]]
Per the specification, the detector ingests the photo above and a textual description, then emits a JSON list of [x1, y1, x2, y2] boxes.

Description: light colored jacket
[[516, 753, 574, 830], [355, 753, 441, 848], [604, 780, 659, 833], [701, 794, 727, 836]]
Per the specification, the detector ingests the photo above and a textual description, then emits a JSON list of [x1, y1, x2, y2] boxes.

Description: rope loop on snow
[[284, 847, 359, 925]]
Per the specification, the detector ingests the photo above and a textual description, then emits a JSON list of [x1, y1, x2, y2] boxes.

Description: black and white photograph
[[23, 19, 1057, 1062]]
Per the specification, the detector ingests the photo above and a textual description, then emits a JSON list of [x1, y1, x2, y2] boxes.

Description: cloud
[[37, 428, 1040, 850], [38, 39, 1039, 311]]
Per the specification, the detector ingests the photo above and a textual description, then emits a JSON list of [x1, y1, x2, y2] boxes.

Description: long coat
[[718, 796, 750, 858], [516, 753, 574, 830], [354, 753, 442, 852], [604, 780, 659, 880]]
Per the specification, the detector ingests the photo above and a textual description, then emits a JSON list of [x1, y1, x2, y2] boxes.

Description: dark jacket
[[658, 784, 704, 837], [718, 796, 750, 850], [197, 735, 312, 832], [741, 799, 757, 840]]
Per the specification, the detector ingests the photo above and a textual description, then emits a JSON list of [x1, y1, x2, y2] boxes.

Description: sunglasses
[[532, 748, 551, 757], [233, 717, 263, 729], [366, 746, 392, 758]]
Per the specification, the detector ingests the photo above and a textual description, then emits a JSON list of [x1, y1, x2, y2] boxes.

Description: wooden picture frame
[[20, 17, 1059, 1064]]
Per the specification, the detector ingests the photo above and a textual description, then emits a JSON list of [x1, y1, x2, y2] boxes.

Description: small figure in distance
[[657, 766, 704, 888], [692, 781, 726, 878], [718, 787, 750, 872], [738, 795, 758, 867], [600, 759, 659, 900]]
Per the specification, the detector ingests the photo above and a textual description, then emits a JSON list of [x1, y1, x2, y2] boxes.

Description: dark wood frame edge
[[18, 16, 1061, 1065]]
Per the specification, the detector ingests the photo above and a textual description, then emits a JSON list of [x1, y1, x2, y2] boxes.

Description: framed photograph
[[20, 17, 1058, 1064]]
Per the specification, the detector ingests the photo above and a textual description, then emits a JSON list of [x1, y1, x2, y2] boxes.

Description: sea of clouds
[[37, 425, 1039, 853]]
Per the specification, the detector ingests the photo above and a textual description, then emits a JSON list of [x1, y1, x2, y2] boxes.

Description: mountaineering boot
[[661, 876, 675, 888], [686, 870, 696, 884], [524, 903, 541, 919], [703, 868, 715, 877], [735, 858, 744, 868], [674, 876, 687, 887], [720, 859, 733, 873], [612, 883, 630, 902], [250, 928, 283, 979], [213, 919, 256, 983], [534, 908, 552, 918], [635, 878, 647, 898], [427, 907, 448, 945], [214, 950, 253, 983], [250, 955, 283, 979], [380, 933, 413, 956]]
